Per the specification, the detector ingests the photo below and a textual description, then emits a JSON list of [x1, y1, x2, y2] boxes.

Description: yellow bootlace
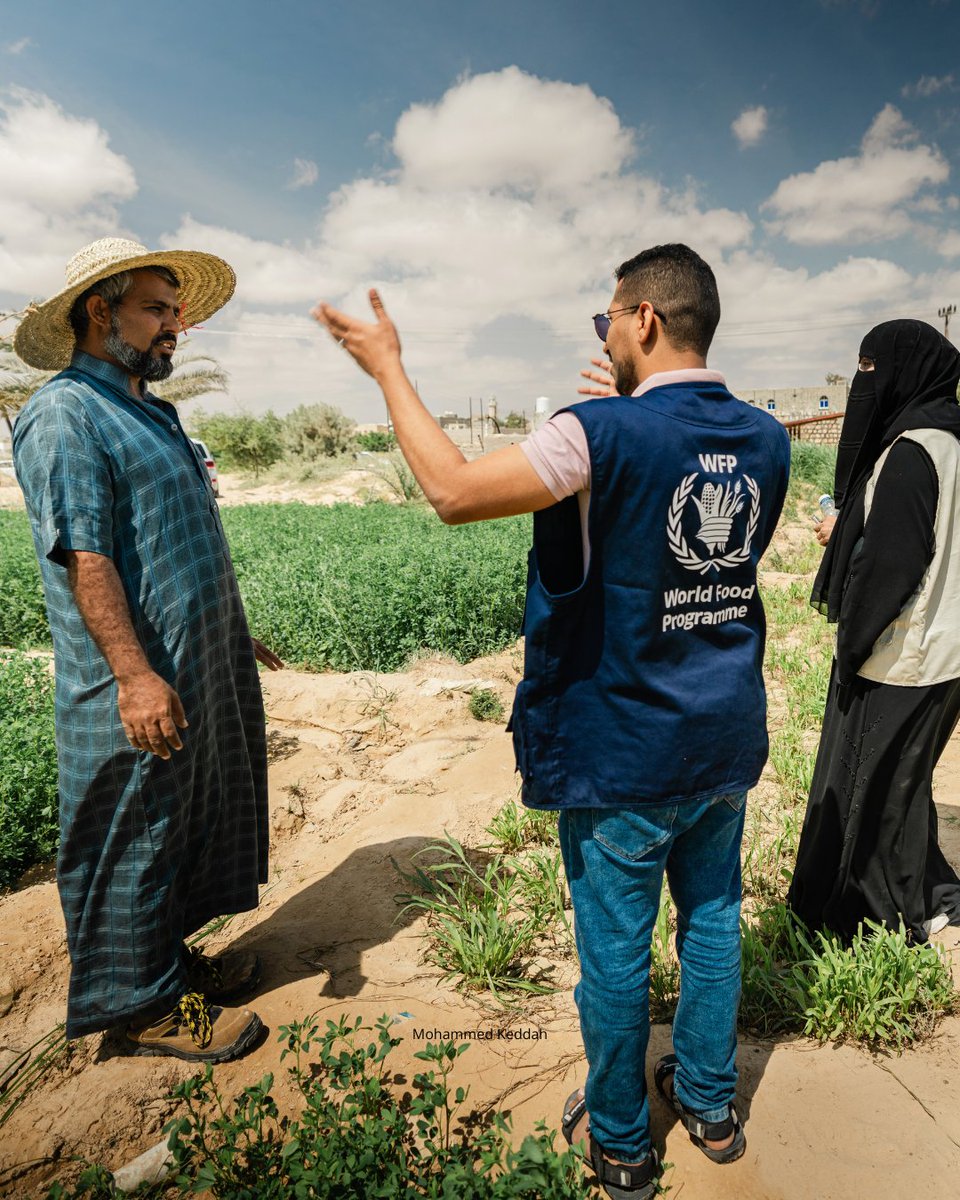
[[187, 944, 224, 990], [176, 992, 214, 1048]]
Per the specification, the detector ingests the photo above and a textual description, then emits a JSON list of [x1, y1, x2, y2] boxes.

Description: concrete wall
[[737, 383, 848, 421]]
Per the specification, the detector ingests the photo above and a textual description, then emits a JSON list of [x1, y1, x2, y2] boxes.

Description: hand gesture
[[311, 289, 402, 382], [252, 637, 284, 671], [118, 671, 188, 759], [577, 356, 617, 397]]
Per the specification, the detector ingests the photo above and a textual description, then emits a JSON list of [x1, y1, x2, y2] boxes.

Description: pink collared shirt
[[520, 369, 728, 571]]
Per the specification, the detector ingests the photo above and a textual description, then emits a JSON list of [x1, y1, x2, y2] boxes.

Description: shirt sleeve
[[519, 411, 592, 499], [13, 389, 114, 567], [836, 438, 938, 684]]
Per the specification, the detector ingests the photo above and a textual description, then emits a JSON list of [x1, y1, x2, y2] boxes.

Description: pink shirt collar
[[632, 368, 726, 398]]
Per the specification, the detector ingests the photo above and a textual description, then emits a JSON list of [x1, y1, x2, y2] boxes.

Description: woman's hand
[[813, 514, 837, 546]]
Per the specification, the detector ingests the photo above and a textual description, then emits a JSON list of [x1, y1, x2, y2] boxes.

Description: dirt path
[[1, 645, 959, 1198]]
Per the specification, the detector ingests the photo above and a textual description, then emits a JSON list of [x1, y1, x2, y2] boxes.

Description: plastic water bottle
[[818, 494, 836, 518]]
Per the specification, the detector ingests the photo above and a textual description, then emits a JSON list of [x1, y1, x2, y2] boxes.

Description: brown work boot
[[183, 942, 262, 1003], [126, 992, 263, 1062]]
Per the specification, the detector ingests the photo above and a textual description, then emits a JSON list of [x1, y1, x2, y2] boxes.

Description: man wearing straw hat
[[13, 238, 280, 1062]]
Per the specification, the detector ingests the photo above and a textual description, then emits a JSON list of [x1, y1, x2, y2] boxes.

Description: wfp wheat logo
[[667, 454, 760, 575]]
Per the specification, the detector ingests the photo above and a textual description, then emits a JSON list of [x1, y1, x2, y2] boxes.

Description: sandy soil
[[2, 492, 960, 1197]]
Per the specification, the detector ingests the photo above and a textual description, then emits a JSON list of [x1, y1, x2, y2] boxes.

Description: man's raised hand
[[578, 356, 617, 397], [311, 288, 403, 382]]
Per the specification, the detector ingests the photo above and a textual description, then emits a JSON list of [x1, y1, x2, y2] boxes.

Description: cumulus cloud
[[161, 68, 755, 412], [901, 73, 956, 99], [392, 66, 636, 194], [762, 104, 949, 245], [732, 106, 768, 148], [2, 72, 950, 418], [3, 37, 33, 55], [0, 88, 137, 296], [287, 157, 318, 190]]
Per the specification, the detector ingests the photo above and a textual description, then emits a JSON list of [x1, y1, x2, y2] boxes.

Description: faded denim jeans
[[558, 791, 747, 1163]]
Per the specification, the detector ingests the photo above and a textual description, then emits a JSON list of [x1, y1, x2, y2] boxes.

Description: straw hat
[[14, 237, 236, 369]]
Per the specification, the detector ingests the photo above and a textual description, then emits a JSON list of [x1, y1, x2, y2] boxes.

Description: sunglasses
[[592, 304, 668, 342]]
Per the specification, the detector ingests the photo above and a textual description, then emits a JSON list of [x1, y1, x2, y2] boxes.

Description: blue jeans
[[558, 791, 746, 1163]]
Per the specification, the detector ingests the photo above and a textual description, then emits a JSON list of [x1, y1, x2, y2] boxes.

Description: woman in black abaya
[[787, 320, 960, 944]]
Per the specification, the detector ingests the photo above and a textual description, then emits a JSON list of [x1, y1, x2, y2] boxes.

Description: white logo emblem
[[668, 472, 760, 574]]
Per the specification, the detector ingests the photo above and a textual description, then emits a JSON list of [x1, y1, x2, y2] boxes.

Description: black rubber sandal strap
[[561, 1088, 588, 1146], [589, 1136, 659, 1197]]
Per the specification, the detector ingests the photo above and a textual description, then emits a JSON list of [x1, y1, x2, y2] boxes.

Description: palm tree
[[0, 314, 228, 439], [152, 352, 228, 406], [0, 326, 50, 440]]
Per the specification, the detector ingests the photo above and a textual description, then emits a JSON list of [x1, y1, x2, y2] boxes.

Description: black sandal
[[561, 1087, 661, 1199], [654, 1054, 745, 1164]]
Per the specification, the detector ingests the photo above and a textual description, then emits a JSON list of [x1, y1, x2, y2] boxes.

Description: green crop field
[[0, 504, 530, 671]]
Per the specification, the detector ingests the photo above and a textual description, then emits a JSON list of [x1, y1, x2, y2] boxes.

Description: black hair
[[614, 243, 720, 357]]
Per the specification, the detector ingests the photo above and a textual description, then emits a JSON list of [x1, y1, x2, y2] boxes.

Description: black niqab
[[811, 319, 960, 621]]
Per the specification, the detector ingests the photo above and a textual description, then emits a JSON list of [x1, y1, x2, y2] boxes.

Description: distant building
[[737, 383, 849, 421]]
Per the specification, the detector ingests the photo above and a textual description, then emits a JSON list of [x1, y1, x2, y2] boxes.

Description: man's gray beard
[[105, 312, 175, 382]]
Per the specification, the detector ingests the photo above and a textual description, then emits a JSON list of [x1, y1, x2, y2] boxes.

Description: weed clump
[[740, 904, 955, 1047], [469, 688, 505, 723]]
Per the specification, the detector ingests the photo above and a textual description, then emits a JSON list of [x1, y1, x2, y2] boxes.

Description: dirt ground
[[2, 474, 960, 1198]]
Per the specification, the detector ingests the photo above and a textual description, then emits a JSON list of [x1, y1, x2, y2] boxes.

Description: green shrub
[[469, 688, 504, 723], [282, 403, 356, 460], [355, 429, 398, 452], [46, 1014, 587, 1199], [740, 904, 955, 1047], [0, 512, 48, 649], [0, 651, 58, 889]]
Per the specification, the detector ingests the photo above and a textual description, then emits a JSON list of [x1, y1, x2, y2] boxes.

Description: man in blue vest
[[314, 243, 790, 1200]]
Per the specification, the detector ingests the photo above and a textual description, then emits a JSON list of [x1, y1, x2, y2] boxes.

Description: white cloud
[[732, 105, 768, 148], [392, 66, 636, 194], [160, 68, 754, 414], [0, 88, 137, 295], [3, 37, 33, 56], [763, 104, 949, 245], [938, 230, 960, 258], [901, 73, 956, 99], [287, 157, 318, 190], [2, 73, 952, 419]]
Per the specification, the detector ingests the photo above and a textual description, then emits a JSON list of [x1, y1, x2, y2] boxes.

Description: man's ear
[[635, 301, 658, 346], [86, 293, 112, 332]]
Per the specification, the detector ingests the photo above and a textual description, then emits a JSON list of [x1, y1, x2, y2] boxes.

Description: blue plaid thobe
[[13, 352, 268, 1037]]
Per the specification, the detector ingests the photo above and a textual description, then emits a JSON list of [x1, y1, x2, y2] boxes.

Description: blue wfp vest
[[511, 382, 790, 809]]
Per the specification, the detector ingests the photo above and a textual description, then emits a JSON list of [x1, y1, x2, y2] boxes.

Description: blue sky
[[1, 0, 959, 419]]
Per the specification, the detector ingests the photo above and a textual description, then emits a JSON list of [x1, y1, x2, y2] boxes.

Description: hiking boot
[[126, 992, 263, 1062], [183, 943, 262, 1003]]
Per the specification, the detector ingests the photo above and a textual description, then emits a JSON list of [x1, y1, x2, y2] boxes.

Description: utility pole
[[939, 304, 956, 341]]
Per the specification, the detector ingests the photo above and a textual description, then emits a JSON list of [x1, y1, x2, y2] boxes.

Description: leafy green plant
[[740, 905, 955, 1047], [0, 1023, 68, 1131], [396, 834, 556, 1002], [649, 887, 680, 1019], [469, 688, 504, 723], [47, 1014, 588, 1199], [484, 799, 558, 854], [0, 651, 58, 889], [355, 429, 397, 452]]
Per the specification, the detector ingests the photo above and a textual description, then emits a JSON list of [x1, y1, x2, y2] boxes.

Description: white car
[[191, 439, 220, 497]]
